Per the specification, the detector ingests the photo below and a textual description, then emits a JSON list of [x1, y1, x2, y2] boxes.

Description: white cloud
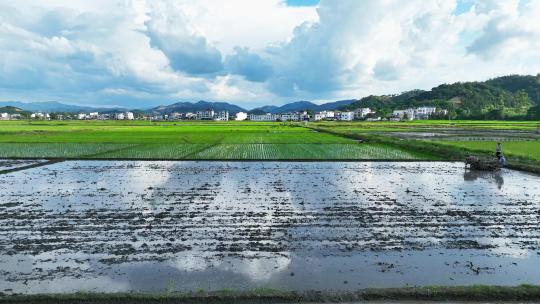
[[0, 0, 539, 108]]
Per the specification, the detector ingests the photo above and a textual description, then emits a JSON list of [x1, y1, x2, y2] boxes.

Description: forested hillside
[[343, 74, 540, 119]]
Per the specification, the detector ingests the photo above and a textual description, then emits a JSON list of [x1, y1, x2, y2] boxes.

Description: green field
[[435, 141, 540, 163], [310, 120, 540, 171], [0, 121, 431, 160], [1, 120, 538, 163]]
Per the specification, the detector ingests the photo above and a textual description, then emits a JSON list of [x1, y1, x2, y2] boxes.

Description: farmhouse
[[196, 110, 215, 120], [235, 112, 247, 121], [392, 106, 446, 121], [354, 108, 373, 119], [280, 112, 299, 121], [337, 111, 355, 121], [214, 111, 229, 121], [249, 113, 279, 121], [30, 112, 50, 120]]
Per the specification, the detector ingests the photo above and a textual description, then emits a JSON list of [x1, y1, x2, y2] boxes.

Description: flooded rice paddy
[[1, 160, 540, 294]]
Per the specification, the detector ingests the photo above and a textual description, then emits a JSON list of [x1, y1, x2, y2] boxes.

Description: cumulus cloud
[[225, 47, 273, 82], [144, 2, 223, 75], [467, 0, 540, 59], [0, 0, 540, 108]]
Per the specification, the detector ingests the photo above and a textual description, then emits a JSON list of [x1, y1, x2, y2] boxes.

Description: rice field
[[188, 143, 429, 160], [0, 121, 432, 160], [0, 143, 135, 158]]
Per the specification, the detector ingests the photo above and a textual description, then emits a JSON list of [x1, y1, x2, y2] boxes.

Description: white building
[[313, 111, 335, 121], [185, 112, 196, 119], [89, 112, 99, 119], [298, 111, 310, 121], [115, 113, 125, 120], [280, 113, 299, 121], [337, 111, 355, 121], [31, 112, 48, 119], [0, 113, 9, 120], [196, 110, 215, 120], [126, 112, 135, 120], [354, 108, 373, 120], [77, 113, 87, 120], [235, 112, 248, 121], [392, 109, 415, 121], [171, 112, 183, 120], [214, 111, 229, 121], [248, 113, 279, 121], [415, 107, 437, 119]]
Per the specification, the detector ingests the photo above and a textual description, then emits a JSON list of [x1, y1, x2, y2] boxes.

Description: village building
[[414, 107, 437, 119], [248, 113, 279, 121], [353, 108, 373, 120], [235, 112, 247, 121], [280, 112, 299, 121], [337, 111, 355, 121], [214, 111, 229, 121], [196, 110, 215, 120], [170, 112, 183, 120]]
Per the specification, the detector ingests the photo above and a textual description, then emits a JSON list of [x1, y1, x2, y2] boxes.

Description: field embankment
[[2, 285, 540, 303]]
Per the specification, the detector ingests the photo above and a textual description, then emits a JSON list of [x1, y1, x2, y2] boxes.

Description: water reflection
[[0, 161, 539, 294], [464, 169, 504, 190]]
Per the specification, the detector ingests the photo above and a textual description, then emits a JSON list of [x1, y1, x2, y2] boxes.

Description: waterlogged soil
[[0, 161, 540, 294], [0, 159, 48, 172]]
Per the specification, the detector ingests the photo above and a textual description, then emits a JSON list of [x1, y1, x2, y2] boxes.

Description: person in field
[[496, 142, 502, 158]]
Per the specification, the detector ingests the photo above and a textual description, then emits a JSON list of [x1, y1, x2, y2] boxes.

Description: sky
[[1, 0, 540, 109]]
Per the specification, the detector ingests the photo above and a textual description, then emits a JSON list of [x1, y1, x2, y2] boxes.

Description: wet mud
[[0, 161, 539, 294]]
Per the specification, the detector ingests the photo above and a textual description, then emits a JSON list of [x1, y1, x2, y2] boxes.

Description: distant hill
[[148, 100, 247, 115], [0, 101, 125, 113], [317, 99, 357, 111], [0, 106, 29, 115], [342, 74, 540, 119], [251, 99, 356, 114]]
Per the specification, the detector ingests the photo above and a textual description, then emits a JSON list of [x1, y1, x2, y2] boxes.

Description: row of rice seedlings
[[189, 143, 424, 160], [92, 144, 212, 159], [0, 143, 134, 158]]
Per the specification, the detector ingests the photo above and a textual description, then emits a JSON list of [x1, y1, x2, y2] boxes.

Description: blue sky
[[286, 0, 320, 6], [0, 0, 539, 109]]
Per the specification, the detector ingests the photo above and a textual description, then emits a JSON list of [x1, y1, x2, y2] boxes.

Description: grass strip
[[2, 285, 540, 303]]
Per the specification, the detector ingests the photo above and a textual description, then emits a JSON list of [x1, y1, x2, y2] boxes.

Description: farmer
[[495, 142, 503, 158]]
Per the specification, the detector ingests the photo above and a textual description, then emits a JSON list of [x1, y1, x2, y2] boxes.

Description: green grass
[[0, 121, 433, 160], [2, 285, 540, 303], [435, 141, 540, 163], [312, 120, 540, 131]]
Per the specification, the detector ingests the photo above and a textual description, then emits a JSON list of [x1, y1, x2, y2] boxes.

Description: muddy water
[[0, 161, 539, 294]]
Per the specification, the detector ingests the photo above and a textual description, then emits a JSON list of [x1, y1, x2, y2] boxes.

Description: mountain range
[[0, 101, 125, 113], [248, 100, 356, 114], [0, 99, 357, 115], [2, 74, 540, 119]]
